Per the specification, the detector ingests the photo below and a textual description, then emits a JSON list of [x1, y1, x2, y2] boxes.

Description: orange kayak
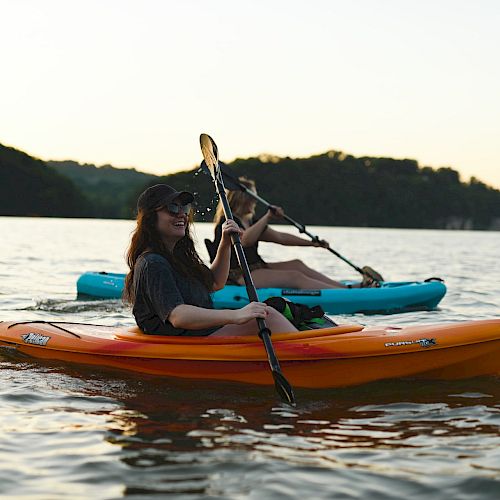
[[0, 319, 498, 388]]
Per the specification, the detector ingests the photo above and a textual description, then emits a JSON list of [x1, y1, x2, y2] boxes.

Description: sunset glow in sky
[[2, 0, 499, 187]]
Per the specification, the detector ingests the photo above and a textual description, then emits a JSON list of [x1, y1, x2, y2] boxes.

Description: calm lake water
[[0, 217, 499, 499]]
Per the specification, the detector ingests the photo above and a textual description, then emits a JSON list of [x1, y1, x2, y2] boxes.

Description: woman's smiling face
[[156, 198, 190, 243]]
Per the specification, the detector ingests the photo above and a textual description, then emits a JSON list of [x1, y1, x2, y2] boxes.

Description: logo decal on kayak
[[384, 338, 437, 348], [21, 332, 51, 346], [282, 289, 321, 296]]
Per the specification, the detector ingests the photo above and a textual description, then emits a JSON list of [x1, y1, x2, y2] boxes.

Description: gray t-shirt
[[132, 253, 219, 336]]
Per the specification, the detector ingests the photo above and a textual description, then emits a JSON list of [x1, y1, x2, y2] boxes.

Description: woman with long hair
[[124, 184, 297, 336], [213, 177, 377, 289]]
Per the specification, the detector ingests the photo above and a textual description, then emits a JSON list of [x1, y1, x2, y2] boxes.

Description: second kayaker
[[212, 177, 377, 289]]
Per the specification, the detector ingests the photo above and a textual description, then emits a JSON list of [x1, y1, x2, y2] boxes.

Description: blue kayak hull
[[77, 272, 446, 315]]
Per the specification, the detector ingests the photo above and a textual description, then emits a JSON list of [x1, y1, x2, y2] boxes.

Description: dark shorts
[[182, 326, 222, 337], [139, 318, 222, 337], [142, 326, 222, 337]]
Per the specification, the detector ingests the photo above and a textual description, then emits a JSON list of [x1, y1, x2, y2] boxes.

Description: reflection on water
[[1, 355, 499, 499], [0, 217, 499, 498]]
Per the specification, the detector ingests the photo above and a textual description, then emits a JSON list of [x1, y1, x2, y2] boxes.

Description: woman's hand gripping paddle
[[199, 133, 296, 406]]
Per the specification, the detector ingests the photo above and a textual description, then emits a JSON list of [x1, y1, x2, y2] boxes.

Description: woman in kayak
[[124, 184, 297, 337], [213, 177, 377, 289]]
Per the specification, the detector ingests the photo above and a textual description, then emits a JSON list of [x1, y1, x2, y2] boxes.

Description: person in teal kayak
[[124, 184, 297, 336], [212, 177, 378, 289]]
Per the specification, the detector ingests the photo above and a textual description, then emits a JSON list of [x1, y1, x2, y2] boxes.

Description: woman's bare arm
[[210, 219, 242, 290], [240, 213, 271, 246], [260, 226, 315, 246], [168, 302, 270, 330]]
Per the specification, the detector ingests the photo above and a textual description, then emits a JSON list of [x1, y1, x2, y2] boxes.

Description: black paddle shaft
[[212, 171, 289, 376], [214, 171, 296, 405], [200, 135, 295, 405]]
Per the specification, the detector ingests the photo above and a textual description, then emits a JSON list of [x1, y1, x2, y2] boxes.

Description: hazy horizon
[[2, 0, 499, 188]]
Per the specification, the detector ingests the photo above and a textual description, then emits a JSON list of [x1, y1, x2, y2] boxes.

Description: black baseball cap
[[137, 184, 194, 212]]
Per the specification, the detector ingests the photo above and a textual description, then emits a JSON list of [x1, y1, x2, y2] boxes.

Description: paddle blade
[[272, 370, 296, 406], [219, 163, 246, 192], [199, 134, 219, 179], [361, 266, 384, 283]]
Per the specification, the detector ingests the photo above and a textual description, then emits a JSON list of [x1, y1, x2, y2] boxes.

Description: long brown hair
[[214, 177, 256, 224], [124, 207, 213, 304]]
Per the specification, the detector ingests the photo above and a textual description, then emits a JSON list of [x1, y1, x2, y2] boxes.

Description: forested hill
[[2, 142, 500, 229], [0, 144, 91, 217], [48, 160, 156, 218], [150, 152, 500, 230]]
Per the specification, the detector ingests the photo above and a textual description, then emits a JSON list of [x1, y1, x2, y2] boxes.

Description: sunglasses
[[158, 203, 192, 216]]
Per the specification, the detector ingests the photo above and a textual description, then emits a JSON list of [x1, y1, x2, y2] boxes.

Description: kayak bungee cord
[[7, 321, 82, 338], [6, 320, 127, 339]]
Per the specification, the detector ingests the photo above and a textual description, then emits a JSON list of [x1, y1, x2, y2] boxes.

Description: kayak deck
[[1, 319, 498, 389]]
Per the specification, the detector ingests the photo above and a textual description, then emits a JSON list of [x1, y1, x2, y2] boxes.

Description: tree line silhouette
[[147, 152, 500, 230], [2, 142, 499, 229]]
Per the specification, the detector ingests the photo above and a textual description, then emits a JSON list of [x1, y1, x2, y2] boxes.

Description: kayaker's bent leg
[[210, 308, 298, 336], [239, 268, 343, 289], [267, 260, 345, 287]]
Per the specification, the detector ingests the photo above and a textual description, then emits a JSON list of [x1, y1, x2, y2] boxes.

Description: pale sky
[[2, 0, 499, 187]]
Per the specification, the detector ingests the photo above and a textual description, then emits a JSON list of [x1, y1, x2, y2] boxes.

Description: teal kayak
[[76, 271, 446, 315]]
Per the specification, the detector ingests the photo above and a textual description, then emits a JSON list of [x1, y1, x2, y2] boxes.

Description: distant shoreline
[[1, 214, 498, 232], [2, 143, 500, 230]]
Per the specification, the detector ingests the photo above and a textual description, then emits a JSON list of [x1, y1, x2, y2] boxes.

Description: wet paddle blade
[[273, 370, 296, 406], [199, 134, 219, 180], [361, 266, 384, 283]]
